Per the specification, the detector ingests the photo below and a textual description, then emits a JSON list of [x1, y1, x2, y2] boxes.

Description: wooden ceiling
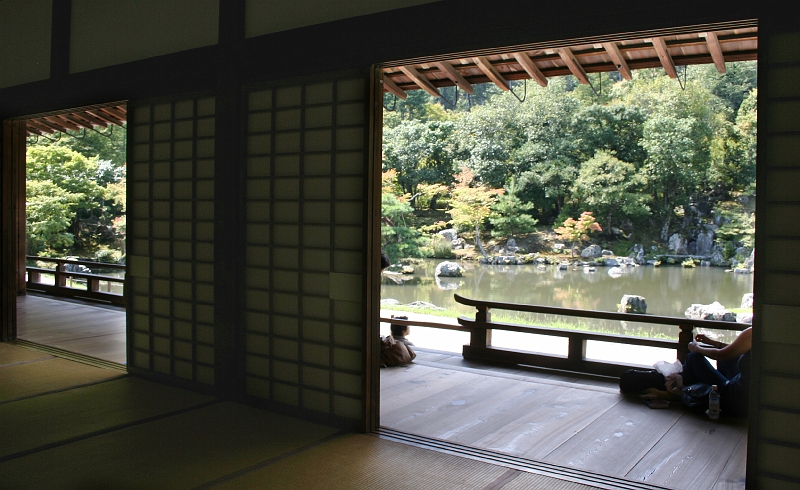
[[25, 103, 127, 137], [382, 26, 758, 99]]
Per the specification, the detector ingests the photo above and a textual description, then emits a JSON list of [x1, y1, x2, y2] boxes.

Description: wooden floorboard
[[15, 294, 126, 365], [380, 351, 747, 490]]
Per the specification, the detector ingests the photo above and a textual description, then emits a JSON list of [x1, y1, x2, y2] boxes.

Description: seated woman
[[668, 327, 751, 417]]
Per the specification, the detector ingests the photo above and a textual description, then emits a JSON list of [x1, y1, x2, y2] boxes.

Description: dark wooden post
[[567, 332, 586, 369], [56, 263, 67, 287], [678, 323, 694, 363], [471, 305, 492, 349], [88, 276, 100, 292]]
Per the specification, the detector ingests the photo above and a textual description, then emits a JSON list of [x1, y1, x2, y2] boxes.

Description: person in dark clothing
[[667, 327, 752, 417]]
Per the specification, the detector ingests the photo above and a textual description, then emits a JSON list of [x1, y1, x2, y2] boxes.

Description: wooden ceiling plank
[[650, 36, 678, 78], [557, 47, 590, 84], [473, 56, 510, 91], [86, 110, 120, 125], [512, 52, 548, 87], [602, 42, 632, 80], [434, 61, 474, 94], [382, 75, 408, 100], [704, 32, 727, 73], [399, 66, 441, 97]]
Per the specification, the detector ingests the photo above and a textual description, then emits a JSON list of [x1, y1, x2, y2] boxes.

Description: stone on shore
[[619, 294, 647, 314], [581, 244, 602, 258], [741, 293, 754, 309], [435, 261, 464, 277], [684, 301, 736, 322]]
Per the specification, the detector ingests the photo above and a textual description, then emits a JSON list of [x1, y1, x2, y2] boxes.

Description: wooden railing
[[25, 256, 126, 307], [381, 293, 749, 378]]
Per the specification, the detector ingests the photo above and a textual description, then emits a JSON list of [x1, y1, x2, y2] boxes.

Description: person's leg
[[717, 356, 740, 380], [683, 352, 729, 386]]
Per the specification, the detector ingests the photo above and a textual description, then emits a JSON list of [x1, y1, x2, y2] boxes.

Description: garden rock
[[436, 261, 464, 277], [505, 239, 520, 254], [631, 244, 645, 265], [696, 230, 714, 256], [581, 244, 602, 258], [380, 299, 401, 306], [438, 229, 458, 242], [495, 256, 517, 265], [602, 249, 614, 256], [407, 301, 445, 311], [619, 294, 647, 314], [736, 312, 753, 324], [451, 238, 466, 249], [741, 293, 754, 309], [709, 248, 728, 267], [553, 243, 565, 251], [744, 249, 755, 270], [668, 233, 687, 254], [684, 302, 736, 322], [605, 258, 619, 267]]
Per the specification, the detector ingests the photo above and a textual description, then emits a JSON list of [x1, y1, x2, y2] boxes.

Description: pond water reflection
[[381, 258, 753, 342]]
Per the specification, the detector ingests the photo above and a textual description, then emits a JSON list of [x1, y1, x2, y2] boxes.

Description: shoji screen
[[127, 96, 217, 385], [244, 76, 368, 422]]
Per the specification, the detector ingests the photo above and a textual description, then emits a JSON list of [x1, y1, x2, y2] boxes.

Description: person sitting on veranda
[[666, 327, 752, 417], [391, 323, 414, 347]]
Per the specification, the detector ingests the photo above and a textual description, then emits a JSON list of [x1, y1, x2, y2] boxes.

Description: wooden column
[[1, 120, 26, 341], [471, 306, 492, 349], [678, 323, 694, 363]]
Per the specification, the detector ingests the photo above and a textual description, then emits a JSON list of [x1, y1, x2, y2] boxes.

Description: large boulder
[[630, 244, 645, 265], [684, 302, 736, 322], [435, 261, 464, 277], [668, 233, 687, 254], [495, 256, 517, 265], [505, 238, 520, 254], [581, 244, 603, 258], [741, 293, 754, 309], [736, 312, 753, 324], [744, 249, 755, 270], [438, 229, 458, 242], [709, 247, 728, 267], [696, 230, 714, 256], [619, 294, 647, 314]]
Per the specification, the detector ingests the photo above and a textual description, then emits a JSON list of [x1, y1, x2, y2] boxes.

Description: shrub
[[430, 234, 453, 258], [95, 247, 122, 264]]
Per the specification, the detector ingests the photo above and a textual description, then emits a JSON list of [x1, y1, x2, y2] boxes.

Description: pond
[[381, 258, 753, 346]]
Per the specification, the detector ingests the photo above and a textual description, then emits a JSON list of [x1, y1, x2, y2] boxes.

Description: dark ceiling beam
[[512, 52, 548, 87], [473, 56, 509, 90], [434, 61, 474, 94]]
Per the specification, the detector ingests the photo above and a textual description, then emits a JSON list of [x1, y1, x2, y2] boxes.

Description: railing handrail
[[454, 293, 748, 332], [26, 267, 125, 283], [26, 255, 126, 271]]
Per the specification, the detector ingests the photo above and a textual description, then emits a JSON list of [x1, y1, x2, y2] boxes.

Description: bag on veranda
[[380, 335, 416, 367], [680, 383, 713, 414], [619, 368, 666, 394]]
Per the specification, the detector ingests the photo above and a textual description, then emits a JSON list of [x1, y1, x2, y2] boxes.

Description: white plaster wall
[[70, 0, 219, 73], [245, 0, 441, 38], [0, 0, 51, 89]]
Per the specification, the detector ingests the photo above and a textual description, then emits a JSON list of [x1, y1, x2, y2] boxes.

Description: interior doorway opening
[[14, 102, 128, 366], [376, 22, 756, 490]]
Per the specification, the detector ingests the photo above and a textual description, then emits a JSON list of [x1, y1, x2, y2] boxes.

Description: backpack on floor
[[380, 335, 416, 367], [619, 368, 666, 394]]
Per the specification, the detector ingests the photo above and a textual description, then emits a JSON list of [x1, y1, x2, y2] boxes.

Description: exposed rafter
[[512, 52, 548, 87], [557, 47, 590, 84], [650, 36, 678, 78], [381, 26, 757, 96], [382, 76, 407, 100], [399, 66, 441, 97], [473, 56, 509, 91], [602, 42, 632, 80], [703, 32, 727, 73], [434, 61, 474, 94], [24, 103, 127, 137]]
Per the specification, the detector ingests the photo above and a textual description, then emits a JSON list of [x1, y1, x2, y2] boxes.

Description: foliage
[[429, 234, 454, 258], [381, 172, 426, 262], [25, 180, 81, 255], [554, 211, 602, 256], [715, 201, 755, 249], [447, 168, 501, 256], [488, 178, 538, 238]]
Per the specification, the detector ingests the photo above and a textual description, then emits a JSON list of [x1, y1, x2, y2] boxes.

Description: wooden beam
[[45, 115, 82, 132], [434, 61, 474, 94], [650, 36, 678, 79], [472, 56, 509, 91], [557, 47, 590, 84], [399, 66, 441, 97], [99, 106, 128, 122], [602, 42, 632, 80], [27, 120, 57, 134], [512, 52, 548, 87], [382, 75, 408, 100], [704, 32, 727, 74], [71, 112, 109, 128]]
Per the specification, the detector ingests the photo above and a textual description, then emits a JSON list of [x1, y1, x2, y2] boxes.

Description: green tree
[[25, 180, 82, 255], [489, 178, 538, 238], [571, 151, 650, 232]]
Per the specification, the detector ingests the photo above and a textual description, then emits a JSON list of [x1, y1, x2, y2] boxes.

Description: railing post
[[471, 306, 492, 349], [568, 333, 586, 369], [678, 323, 694, 363], [29, 270, 40, 284], [88, 277, 100, 292], [56, 263, 67, 287]]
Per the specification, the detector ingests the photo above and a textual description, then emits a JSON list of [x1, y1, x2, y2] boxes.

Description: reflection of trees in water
[[551, 285, 602, 311]]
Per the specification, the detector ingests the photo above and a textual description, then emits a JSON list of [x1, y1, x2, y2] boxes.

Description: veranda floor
[[380, 349, 748, 490]]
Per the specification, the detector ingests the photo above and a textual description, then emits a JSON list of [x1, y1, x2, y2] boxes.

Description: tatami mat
[[0, 356, 124, 403], [0, 376, 215, 460], [0, 402, 341, 489], [0, 342, 53, 367], [208, 433, 604, 490]]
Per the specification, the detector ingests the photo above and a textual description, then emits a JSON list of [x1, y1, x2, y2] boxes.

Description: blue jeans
[[682, 352, 748, 417]]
